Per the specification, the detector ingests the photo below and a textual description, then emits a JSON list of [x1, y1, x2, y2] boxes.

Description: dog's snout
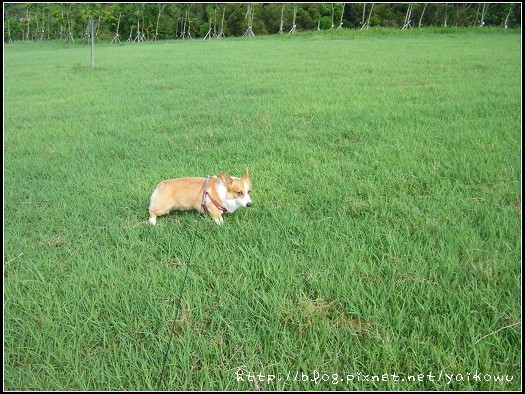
[[246, 202, 252, 208]]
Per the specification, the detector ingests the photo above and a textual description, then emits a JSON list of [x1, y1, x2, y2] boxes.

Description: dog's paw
[[214, 217, 224, 225], [149, 217, 157, 225]]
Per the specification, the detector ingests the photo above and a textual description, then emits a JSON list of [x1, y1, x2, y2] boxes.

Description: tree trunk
[[155, 4, 164, 41], [504, 8, 512, 28], [418, 3, 428, 29], [402, 3, 413, 29], [479, 3, 488, 27]]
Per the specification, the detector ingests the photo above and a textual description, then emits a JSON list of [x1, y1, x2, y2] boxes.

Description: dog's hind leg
[[148, 207, 174, 225], [148, 207, 170, 225], [148, 213, 157, 225], [148, 188, 170, 225]]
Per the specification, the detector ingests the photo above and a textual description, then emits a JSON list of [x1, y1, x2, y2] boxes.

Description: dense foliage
[[4, 3, 522, 42]]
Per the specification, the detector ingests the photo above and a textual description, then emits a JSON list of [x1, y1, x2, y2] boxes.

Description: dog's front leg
[[209, 211, 223, 225]]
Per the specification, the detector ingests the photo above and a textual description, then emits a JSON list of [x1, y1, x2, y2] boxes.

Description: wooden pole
[[90, 17, 94, 69], [278, 3, 284, 34]]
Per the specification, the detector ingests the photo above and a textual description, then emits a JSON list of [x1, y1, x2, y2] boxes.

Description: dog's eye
[[237, 191, 243, 196]]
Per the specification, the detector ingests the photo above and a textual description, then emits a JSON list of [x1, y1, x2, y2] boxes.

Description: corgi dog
[[148, 168, 252, 225]]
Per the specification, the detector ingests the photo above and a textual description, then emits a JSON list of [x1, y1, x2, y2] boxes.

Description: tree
[[479, 3, 488, 27], [418, 3, 428, 29], [402, 3, 413, 29], [2, 3, 522, 44], [503, 3, 516, 28]]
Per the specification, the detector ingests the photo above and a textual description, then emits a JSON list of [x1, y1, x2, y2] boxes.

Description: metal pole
[[90, 17, 95, 69]]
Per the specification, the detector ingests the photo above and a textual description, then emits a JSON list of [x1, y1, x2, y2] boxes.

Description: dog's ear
[[219, 171, 233, 188], [242, 168, 249, 180]]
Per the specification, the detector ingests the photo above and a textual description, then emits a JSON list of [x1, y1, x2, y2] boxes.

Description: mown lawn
[[3, 28, 521, 390]]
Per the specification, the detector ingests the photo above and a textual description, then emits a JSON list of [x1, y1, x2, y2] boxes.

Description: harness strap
[[205, 191, 228, 213], [201, 177, 228, 213], [201, 176, 210, 210]]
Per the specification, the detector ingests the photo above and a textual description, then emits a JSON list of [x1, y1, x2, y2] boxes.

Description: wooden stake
[[90, 17, 94, 69]]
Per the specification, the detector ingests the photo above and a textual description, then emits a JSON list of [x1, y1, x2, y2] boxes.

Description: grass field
[[3, 28, 521, 390]]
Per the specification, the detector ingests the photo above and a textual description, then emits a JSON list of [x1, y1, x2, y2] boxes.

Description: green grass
[[4, 28, 521, 390]]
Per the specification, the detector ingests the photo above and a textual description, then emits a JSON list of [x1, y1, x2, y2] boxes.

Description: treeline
[[4, 3, 522, 43]]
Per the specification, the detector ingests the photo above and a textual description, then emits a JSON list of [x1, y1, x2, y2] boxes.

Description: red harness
[[201, 177, 228, 213]]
